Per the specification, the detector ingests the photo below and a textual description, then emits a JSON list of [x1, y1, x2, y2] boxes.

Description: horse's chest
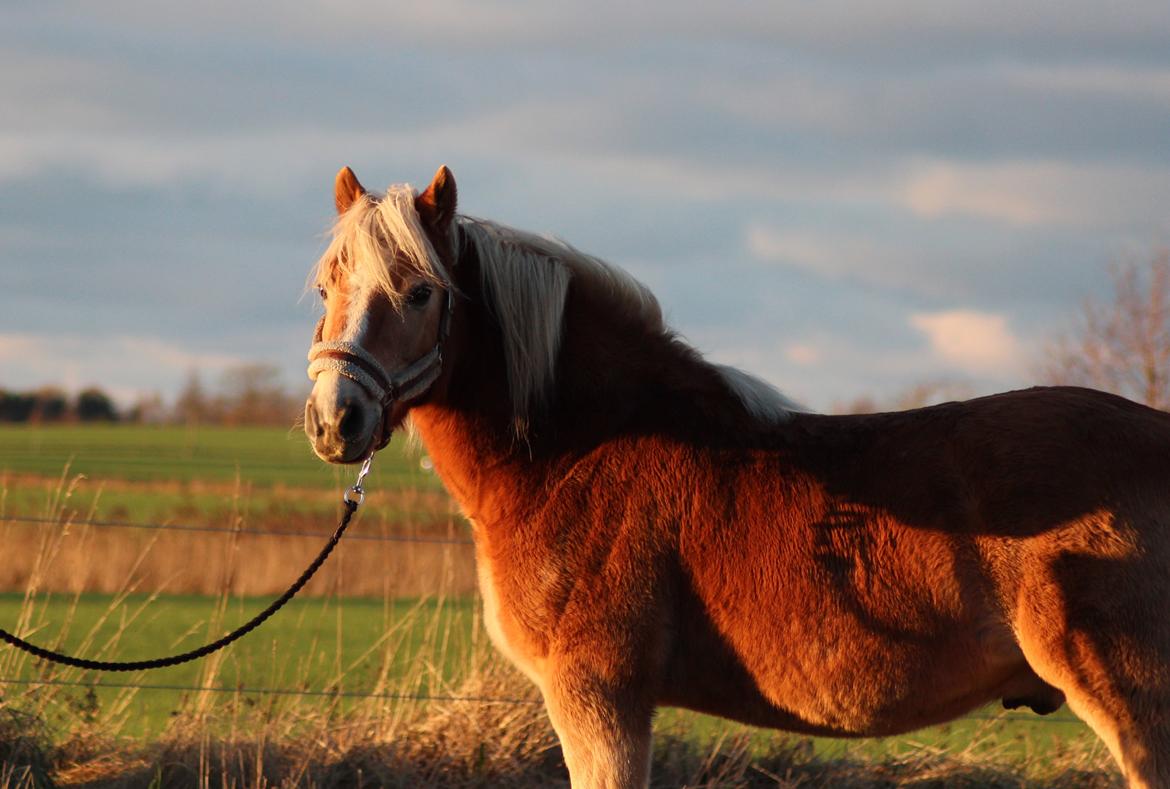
[[476, 546, 546, 685]]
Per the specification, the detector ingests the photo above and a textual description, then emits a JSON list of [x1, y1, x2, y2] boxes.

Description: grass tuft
[[0, 709, 53, 788]]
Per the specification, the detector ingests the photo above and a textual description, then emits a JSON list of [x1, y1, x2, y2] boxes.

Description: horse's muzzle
[[304, 396, 380, 463]]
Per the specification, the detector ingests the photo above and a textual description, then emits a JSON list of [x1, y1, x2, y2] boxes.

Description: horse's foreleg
[[541, 657, 654, 789]]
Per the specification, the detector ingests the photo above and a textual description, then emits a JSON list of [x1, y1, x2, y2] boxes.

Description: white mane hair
[[458, 217, 664, 425], [313, 183, 798, 428], [711, 363, 806, 422], [312, 185, 450, 304]]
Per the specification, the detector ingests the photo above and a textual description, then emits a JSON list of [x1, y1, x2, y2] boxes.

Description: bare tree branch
[[1042, 249, 1170, 408]]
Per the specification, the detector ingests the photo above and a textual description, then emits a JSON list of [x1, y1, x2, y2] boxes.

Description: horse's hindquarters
[[1010, 528, 1170, 788]]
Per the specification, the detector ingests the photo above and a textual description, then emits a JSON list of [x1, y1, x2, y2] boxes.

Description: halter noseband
[[306, 287, 454, 419]]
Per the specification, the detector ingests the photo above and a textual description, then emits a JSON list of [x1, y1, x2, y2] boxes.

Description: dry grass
[[0, 674, 1123, 788], [0, 651, 1125, 789], [0, 519, 476, 599], [0, 475, 1125, 788], [0, 473, 475, 598]]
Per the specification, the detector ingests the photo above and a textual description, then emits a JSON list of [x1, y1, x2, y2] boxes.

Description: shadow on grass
[[18, 730, 1122, 789]]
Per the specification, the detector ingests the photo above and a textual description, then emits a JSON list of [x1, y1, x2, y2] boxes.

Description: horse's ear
[[334, 166, 366, 215], [417, 165, 457, 231]]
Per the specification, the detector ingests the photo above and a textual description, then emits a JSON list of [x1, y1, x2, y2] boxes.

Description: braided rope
[[0, 499, 360, 672]]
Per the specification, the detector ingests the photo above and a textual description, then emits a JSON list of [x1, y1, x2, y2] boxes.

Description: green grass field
[[0, 592, 481, 738], [0, 424, 444, 525], [0, 425, 1116, 785], [0, 591, 1099, 760], [0, 424, 437, 490]]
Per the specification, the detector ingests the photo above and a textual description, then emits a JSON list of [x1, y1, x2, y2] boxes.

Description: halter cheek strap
[[306, 288, 453, 410]]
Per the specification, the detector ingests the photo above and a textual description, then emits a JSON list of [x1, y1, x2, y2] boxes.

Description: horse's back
[[785, 385, 1170, 535]]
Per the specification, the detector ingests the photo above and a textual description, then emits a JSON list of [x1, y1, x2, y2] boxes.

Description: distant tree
[[76, 387, 119, 422], [219, 363, 298, 426], [30, 387, 68, 423], [174, 370, 210, 425], [0, 390, 36, 422], [125, 392, 167, 424], [833, 380, 974, 414], [1042, 250, 1170, 409], [835, 394, 878, 415], [888, 380, 976, 410]]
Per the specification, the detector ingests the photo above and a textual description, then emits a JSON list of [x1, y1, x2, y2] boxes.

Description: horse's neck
[[408, 250, 756, 525], [408, 405, 550, 528], [407, 277, 552, 525]]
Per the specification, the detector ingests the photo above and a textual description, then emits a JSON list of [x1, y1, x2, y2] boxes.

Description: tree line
[[1, 364, 306, 426], [0, 387, 120, 423]]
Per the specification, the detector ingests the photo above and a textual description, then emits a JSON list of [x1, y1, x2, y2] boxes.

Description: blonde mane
[[459, 217, 663, 427], [314, 183, 796, 429], [312, 185, 450, 304]]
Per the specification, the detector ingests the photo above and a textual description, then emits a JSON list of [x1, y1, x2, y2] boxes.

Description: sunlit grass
[[0, 424, 438, 491], [0, 428, 1124, 787]]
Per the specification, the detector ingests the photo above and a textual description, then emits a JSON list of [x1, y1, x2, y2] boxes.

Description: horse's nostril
[[338, 404, 365, 440], [305, 401, 323, 438]]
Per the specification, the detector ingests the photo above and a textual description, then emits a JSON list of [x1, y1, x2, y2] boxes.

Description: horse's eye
[[317, 285, 327, 301], [406, 284, 433, 308]]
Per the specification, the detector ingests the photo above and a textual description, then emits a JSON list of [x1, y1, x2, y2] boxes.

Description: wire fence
[[0, 478, 1087, 730], [0, 676, 540, 706], [1, 514, 475, 546], [0, 676, 1084, 725]]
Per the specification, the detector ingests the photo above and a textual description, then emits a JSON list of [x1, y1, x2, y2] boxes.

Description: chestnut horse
[[304, 165, 1170, 788]]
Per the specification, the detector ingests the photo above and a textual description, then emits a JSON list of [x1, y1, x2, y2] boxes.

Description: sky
[[2, 2, 1169, 412]]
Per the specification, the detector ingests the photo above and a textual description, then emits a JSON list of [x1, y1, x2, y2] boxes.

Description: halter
[[307, 287, 454, 436]]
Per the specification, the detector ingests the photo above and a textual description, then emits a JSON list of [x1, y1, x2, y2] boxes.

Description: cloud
[[0, 128, 395, 192], [1, 0, 1166, 416], [746, 227, 865, 278], [898, 159, 1170, 229], [742, 222, 1070, 305], [997, 62, 1170, 104], [784, 343, 821, 366], [17, 1, 1167, 62], [909, 310, 1024, 375], [744, 226, 950, 296], [3, 29, 1168, 244], [901, 162, 1054, 226], [694, 323, 994, 413]]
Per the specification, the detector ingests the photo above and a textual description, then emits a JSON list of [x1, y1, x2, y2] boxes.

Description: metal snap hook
[[344, 453, 375, 507]]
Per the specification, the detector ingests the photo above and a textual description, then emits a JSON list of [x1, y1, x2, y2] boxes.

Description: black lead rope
[[0, 458, 372, 672]]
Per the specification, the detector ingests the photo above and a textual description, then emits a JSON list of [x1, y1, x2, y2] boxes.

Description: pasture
[[0, 423, 442, 521], [0, 424, 1119, 786]]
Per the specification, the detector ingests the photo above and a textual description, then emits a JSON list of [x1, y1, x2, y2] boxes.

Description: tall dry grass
[[0, 475, 1124, 787], [0, 472, 476, 598], [0, 681, 1124, 788]]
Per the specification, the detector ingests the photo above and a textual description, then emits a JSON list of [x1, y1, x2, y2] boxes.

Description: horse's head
[[304, 165, 458, 463]]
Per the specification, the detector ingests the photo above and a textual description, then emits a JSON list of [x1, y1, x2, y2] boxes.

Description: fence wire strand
[[0, 676, 540, 706], [0, 514, 474, 546], [0, 676, 1084, 725]]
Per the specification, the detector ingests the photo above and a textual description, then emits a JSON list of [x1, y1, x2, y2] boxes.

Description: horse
[[303, 165, 1170, 789]]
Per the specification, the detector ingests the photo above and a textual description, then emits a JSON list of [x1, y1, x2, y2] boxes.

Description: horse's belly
[[663, 611, 1027, 737], [791, 645, 1019, 735]]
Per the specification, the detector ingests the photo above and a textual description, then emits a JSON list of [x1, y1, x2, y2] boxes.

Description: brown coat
[[309, 166, 1170, 789]]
